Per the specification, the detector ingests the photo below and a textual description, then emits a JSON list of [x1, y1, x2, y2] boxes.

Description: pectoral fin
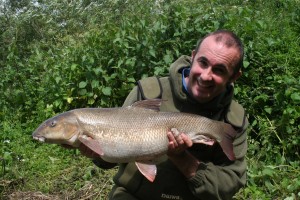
[[78, 135, 104, 156], [135, 162, 157, 182]]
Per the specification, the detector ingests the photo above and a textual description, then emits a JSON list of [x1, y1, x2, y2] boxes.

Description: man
[[81, 30, 248, 199]]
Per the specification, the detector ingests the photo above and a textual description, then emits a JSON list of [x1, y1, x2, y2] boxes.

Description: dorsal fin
[[130, 99, 164, 111]]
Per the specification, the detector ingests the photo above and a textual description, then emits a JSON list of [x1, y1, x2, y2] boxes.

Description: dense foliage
[[1, 0, 299, 199]]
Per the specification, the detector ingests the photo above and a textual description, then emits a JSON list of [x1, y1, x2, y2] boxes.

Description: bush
[[1, 0, 299, 199]]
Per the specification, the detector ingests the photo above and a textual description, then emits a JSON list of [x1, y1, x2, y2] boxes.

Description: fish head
[[32, 111, 81, 147]]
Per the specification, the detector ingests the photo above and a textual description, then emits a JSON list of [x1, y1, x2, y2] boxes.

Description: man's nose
[[201, 68, 213, 81]]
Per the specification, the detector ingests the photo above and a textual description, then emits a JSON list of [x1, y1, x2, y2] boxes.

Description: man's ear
[[191, 50, 196, 60], [230, 70, 242, 83]]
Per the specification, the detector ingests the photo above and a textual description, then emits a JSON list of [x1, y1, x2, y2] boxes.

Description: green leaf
[[163, 54, 172, 64], [264, 180, 274, 191], [91, 80, 99, 89], [66, 97, 73, 104], [88, 98, 95, 105], [127, 78, 135, 83], [108, 58, 114, 65], [79, 81, 87, 89], [71, 64, 77, 71], [48, 156, 59, 164], [291, 92, 300, 102], [243, 61, 250, 68], [55, 76, 61, 84], [113, 38, 121, 43], [149, 49, 156, 58], [102, 87, 111, 96], [78, 89, 87, 96], [264, 107, 272, 114], [262, 167, 274, 177], [93, 67, 102, 75]]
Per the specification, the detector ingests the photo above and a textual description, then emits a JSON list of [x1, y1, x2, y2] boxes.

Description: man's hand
[[167, 128, 193, 157], [167, 129, 200, 179], [61, 143, 100, 158]]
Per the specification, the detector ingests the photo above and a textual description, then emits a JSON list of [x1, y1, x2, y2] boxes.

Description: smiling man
[[80, 30, 249, 200], [186, 32, 242, 104]]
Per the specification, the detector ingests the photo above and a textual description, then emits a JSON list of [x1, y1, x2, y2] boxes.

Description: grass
[[0, 116, 116, 199]]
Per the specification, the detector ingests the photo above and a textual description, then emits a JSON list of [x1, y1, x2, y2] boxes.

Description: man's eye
[[199, 60, 208, 67], [213, 68, 225, 75]]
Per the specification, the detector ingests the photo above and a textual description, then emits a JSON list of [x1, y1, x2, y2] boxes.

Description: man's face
[[186, 36, 241, 103]]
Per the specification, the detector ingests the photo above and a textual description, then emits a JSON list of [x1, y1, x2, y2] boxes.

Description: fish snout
[[32, 131, 46, 142], [33, 135, 46, 142]]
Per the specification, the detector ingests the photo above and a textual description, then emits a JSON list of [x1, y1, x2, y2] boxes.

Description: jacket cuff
[[187, 162, 207, 187]]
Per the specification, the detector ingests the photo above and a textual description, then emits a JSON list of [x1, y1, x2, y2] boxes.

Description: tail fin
[[219, 124, 236, 161]]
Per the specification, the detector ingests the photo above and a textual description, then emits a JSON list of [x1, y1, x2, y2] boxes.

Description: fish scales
[[73, 107, 173, 162], [32, 100, 237, 182], [67, 106, 226, 163]]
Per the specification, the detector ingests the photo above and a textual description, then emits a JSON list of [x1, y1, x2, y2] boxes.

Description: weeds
[[1, 0, 299, 199]]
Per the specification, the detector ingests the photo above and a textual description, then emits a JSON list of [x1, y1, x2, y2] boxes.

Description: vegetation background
[[1, 0, 299, 199]]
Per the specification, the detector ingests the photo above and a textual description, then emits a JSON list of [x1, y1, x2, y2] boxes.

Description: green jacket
[[108, 56, 248, 200]]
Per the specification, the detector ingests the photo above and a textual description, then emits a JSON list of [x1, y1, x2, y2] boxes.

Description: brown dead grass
[[2, 180, 111, 200], [7, 191, 60, 200], [1, 169, 115, 200]]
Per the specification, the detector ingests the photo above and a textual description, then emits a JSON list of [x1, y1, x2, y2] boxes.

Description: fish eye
[[50, 120, 56, 127]]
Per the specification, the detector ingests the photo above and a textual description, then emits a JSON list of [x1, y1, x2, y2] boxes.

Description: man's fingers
[[181, 134, 193, 147], [175, 133, 184, 145], [167, 129, 193, 157], [168, 129, 189, 146], [168, 141, 175, 149], [167, 131, 178, 147]]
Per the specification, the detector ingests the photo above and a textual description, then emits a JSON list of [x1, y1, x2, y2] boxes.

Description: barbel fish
[[32, 99, 236, 182]]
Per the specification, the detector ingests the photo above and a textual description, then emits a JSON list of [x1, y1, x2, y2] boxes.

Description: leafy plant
[[1, 0, 299, 199]]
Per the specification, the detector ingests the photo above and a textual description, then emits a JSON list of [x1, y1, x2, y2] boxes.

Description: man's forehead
[[200, 35, 229, 49], [198, 35, 239, 56]]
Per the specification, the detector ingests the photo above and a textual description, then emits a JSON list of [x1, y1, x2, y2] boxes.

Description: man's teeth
[[197, 80, 212, 88]]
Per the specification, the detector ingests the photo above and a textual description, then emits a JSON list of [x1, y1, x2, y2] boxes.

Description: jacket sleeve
[[187, 123, 248, 200], [122, 86, 139, 106]]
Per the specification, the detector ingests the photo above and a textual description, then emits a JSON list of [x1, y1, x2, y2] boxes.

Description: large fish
[[32, 99, 236, 182]]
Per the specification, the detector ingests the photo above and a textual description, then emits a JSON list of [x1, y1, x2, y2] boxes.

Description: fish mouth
[[33, 135, 46, 142]]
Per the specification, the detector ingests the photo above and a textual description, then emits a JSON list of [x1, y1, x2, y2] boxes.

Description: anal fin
[[135, 162, 157, 182]]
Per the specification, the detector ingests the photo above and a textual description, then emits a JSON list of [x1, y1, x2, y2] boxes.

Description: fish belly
[[85, 125, 170, 163]]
